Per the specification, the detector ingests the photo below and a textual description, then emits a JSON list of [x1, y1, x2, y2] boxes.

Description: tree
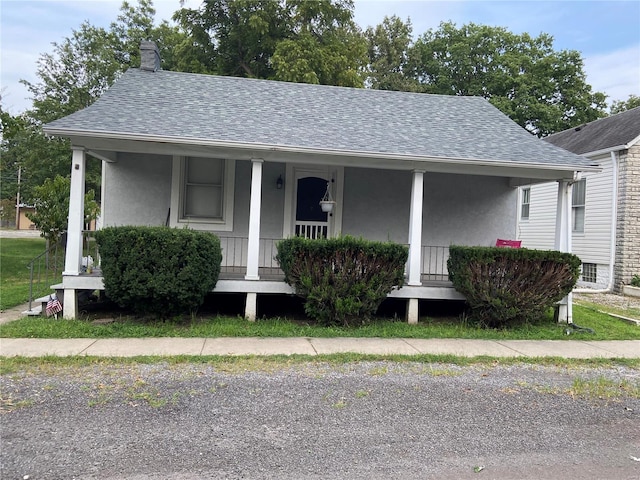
[[271, 0, 367, 87], [610, 94, 640, 115], [364, 15, 417, 91], [173, 0, 367, 86], [23, 0, 186, 124], [3, 0, 187, 208], [26, 175, 100, 245], [407, 22, 607, 136], [0, 108, 85, 203]]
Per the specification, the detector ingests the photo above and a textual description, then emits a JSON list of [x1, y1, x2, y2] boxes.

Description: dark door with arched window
[[295, 176, 328, 239]]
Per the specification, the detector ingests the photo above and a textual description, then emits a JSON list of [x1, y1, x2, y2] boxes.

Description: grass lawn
[[0, 237, 48, 310], [2, 238, 638, 342], [1, 303, 638, 340]]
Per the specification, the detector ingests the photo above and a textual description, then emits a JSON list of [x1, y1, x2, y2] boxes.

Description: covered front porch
[[60, 146, 576, 323]]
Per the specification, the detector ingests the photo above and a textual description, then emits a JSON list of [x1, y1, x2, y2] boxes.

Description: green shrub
[[276, 236, 408, 326], [95, 226, 222, 317], [631, 275, 640, 287], [447, 246, 581, 328]]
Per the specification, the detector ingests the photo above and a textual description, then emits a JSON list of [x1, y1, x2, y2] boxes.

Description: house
[[43, 41, 598, 323], [16, 204, 37, 230], [517, 107, 640, 293]]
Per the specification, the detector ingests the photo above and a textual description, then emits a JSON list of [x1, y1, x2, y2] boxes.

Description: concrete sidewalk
[[1, 336, 639, 359]]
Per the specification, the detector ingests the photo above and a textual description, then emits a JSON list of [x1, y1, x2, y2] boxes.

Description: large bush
[[276, 236, 408, 326], [447, 246, 581, 328], [95, 226, 222, 317]]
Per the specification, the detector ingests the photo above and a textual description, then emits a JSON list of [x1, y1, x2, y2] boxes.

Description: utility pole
[[15, 166, 21, 229]]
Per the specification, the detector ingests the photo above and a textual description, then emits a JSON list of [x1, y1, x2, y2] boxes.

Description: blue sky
[[1, 0, 639, 115]]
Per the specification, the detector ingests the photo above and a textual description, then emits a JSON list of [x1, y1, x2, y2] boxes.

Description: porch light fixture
[[319, 181, 336, 213], [276, 175, 283, 190]]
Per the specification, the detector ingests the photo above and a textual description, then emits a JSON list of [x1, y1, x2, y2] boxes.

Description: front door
[[295, 173, 330, 239]]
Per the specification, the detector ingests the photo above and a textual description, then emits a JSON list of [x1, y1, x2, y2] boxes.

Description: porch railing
[[218, 236, 282, 276], [294, 222, 328, 239], [26, 242, 65, 312], [218, 237, 450, 282], [60, 233, 451, 283], [421, 245, 450, 282]]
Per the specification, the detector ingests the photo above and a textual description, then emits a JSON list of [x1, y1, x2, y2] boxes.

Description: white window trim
[[170, 156, 235, 231], [282, 164, 344, 238], [572, 178, 586, 234], [520, 187, 530, 221]]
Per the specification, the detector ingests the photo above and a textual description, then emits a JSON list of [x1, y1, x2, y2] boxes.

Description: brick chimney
[[140, 41, 160, 72]]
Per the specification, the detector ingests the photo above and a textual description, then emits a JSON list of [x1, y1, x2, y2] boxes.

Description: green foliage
[[26, 175, 99, 244], [2, 303, 638, 342], [610, 95, 640, 115], [23, 0, 186, 124], [95, 227, 222, 317], [408, 22, 607, 136], [447, 246, 581, 328], [0, 238, 47, 310], [276, 236, 408, 326], [0, 110, 97, 204], [365, 15, 418, 92], [174, 0, 367, 86], [1, 1, 187, 207], [630, 275, 640, 288]]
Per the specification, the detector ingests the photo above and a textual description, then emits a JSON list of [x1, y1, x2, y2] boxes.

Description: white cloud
[[584, 45, 640, 103]]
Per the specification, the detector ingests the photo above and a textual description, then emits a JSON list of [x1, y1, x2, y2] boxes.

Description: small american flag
[[46, 294, 63, 317]]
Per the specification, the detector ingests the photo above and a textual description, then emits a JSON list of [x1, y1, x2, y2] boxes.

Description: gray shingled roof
[[544, 106, 640, 155], [45, 68, 595, 168]]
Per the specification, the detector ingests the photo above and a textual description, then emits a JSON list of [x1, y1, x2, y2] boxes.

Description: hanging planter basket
[[319, 182, 335, 213], [319, 200, 335, 213]]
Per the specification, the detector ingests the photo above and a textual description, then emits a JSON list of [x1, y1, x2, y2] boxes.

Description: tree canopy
[[1, 0, 621, 223], [365, 19, 607, 136], [1, 0, 186, 208], [173, 0, 367, 86], [610, 94, 640, 115]]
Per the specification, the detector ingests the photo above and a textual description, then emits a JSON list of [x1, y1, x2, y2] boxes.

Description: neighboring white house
[[43, 42, 598, 322], [518, 107, 640, 292]]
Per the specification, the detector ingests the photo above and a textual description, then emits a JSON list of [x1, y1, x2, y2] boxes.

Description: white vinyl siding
[[517, 182, 557, 250], [517, 154, 614, 265], [572, 157, 614, 264]]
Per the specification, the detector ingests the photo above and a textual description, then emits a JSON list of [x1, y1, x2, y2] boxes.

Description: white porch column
[[245, 159, 263, 281], [407, 170, 425, 286], [555, 179, 573, 323], [62, 147, 86, 319]]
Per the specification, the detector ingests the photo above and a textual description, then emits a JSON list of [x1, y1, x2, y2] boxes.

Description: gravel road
[[2, 361, 639, 479]]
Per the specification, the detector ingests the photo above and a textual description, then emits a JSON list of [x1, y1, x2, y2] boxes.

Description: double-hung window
[[170, 156, 235, 231], [520, 187, 530, 220], [572, 179, 586, 233]]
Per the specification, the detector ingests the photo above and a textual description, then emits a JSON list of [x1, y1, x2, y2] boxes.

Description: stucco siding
[[231, 160, 285, 239], [103, 153, 172, 227], [342, 168, 517, 245], [341, 168, 410, 243]]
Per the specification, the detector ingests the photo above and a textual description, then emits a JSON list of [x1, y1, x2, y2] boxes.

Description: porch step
[[23, 304, 43, 316], [22, 294, 57, 317]]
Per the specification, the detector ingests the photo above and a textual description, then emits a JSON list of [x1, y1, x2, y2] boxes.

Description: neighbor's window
[[572, 179, 586, 233], [582, 263, 597, 283], [521, 187, 530, 220], [170, 156, 235, 231]]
